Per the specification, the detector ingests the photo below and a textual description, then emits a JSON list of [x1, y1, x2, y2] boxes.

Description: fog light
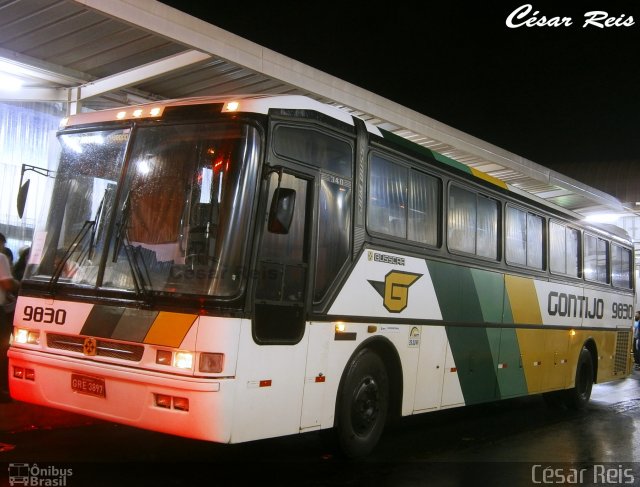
[[155, 393, 172, 409], [13, 366, 24, 379], [25, 368, 35, 381], [156, 350, 172, 366], [173, 396, 189, 411], [199, 353, 224, 373]]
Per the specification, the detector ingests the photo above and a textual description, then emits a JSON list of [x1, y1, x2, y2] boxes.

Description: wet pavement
[[0, 369, 638, 486]]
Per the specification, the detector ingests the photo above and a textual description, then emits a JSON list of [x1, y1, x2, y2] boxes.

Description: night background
[[159, 0, 640, 179]]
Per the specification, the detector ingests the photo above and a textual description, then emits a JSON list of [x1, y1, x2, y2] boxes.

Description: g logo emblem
[[369, 271, 422, 313], [83, 337, 97, 356]]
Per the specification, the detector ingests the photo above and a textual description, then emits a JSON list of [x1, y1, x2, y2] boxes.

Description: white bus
[[8, 95, 635, 458]]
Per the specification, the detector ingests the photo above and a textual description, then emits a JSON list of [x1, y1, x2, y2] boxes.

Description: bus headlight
[[14, 328, 40, 345], [173, 351, 194, 370]]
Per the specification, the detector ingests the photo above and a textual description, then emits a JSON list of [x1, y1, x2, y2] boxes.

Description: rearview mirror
[[15, 164, 55, 219], [267, 188, 296, 234], [17, 179, 30, 219]]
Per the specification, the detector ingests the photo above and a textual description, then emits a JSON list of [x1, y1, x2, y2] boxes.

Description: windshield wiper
[[88, 189, 107, 261], [48, 220, 95, 292], [48, 188, 112, 292], [111, 193, 151, 300], [112, 192, 130, 264]]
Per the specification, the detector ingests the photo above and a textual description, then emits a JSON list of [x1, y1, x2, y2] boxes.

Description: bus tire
[[564, 347, 594, 410], [335, 348, 389, 459]]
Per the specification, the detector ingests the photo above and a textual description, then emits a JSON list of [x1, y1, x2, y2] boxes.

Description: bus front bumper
[[7, 347, 235, 443]]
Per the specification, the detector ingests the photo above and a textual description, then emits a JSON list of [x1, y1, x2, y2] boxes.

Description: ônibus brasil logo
[[8, 463, 73, 486]]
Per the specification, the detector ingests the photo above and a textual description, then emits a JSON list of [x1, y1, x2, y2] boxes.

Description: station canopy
[[0, 0, 633, 222]]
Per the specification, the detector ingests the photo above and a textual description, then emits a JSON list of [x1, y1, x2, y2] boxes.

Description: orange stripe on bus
[[143, 312, 197, 348]]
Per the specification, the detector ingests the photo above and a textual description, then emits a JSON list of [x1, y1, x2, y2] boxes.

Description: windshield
[[26, 121, 261, 298]]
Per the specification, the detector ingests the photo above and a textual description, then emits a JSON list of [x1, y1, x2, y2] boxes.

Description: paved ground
[[0, 366, 638, 486]]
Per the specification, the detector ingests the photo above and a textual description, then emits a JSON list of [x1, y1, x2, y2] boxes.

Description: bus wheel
[[564, 347, 594, 410], [335, 349, 389, 459]]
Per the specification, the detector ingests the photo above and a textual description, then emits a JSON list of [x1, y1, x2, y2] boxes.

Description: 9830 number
[[612, 302, 633, 320], [23, 305, 67, 324]]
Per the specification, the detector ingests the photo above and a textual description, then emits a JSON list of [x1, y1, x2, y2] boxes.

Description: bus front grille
[[46, 333, 145, 362]]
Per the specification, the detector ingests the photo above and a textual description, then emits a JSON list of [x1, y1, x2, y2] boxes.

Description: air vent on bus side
[[613, 330, 632, 375]]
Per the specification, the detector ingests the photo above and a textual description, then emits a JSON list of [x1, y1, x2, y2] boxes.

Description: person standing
[[0, 233, 13, 268], [13, 247, 30, 281], [0, 251, 18, 401]]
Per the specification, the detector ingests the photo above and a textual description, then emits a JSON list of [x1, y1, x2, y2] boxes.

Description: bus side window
[[271, 124, 354, 304], [314, 176, 351, 302]]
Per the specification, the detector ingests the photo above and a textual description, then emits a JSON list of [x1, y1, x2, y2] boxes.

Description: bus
[[8, 94, 635, 458]]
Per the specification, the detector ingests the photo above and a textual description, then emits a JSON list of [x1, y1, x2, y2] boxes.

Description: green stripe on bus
[[445, 326, 499, 404], [426, 260, 483, 322], [496, 295, 528, 397], [465, 268, 528, 397], [427, 261, 494, 403], [379, 129, 473, 175], [496, 328, 529, 397], [428, 261, 529, 402], [471, 268, 504, 323], [379, 128, 510, 189]]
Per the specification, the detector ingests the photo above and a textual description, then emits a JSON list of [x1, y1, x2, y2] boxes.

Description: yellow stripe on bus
[[470, 168, 508, 190], [143, 312, 197, 348], [505, 275, 542, 325]]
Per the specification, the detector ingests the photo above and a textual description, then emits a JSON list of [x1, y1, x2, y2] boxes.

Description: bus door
[[253, 168, 312, 344]]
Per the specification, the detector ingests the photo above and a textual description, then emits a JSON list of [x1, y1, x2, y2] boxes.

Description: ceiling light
[[0, 73, 23, 90], [583, 213, 623, 224]]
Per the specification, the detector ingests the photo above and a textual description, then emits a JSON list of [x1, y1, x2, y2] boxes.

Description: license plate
[[71, 374, 106, 398]]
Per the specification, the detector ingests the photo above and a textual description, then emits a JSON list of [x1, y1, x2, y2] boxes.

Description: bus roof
[[61, 94, 381, 134], [59, 94, 632, 242], [61, 94, 511, 188]]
